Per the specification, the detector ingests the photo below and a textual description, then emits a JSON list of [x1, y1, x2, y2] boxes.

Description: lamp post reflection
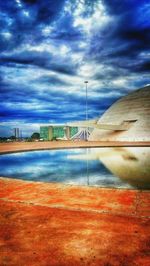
[[84, 81, 89, 185], [84, 80, 88, 141]]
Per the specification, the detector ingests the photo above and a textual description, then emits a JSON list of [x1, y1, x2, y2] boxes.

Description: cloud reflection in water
[[0, 147, 149, 189]]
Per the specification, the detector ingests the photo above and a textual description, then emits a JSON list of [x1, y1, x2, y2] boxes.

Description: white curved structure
[[97, 147, 150, 189], [89, 86, 150, 141]]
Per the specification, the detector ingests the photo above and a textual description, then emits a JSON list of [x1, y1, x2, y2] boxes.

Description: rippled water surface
[[0, 147, 149, 189]]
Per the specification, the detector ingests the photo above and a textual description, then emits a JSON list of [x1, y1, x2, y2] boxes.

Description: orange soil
[[0, 177, 150, 266]]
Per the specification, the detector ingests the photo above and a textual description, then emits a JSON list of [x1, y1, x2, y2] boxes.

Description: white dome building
[[89, 86, 150, 141]]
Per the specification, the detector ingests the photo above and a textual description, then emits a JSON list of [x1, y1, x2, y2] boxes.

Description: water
[[0, 147, 149, 189]]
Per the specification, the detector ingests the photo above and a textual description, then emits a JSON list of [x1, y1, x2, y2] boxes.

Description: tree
[[31, 132, 40, 139], [10, 136, 16, 140]]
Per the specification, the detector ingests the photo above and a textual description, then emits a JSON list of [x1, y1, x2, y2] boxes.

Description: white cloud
[[60, 44, 70, 55], [22, 10, 30, 17], [112, 78, 127, 87], [25, 42, 70, 58], [79, 62, 100, 78], [1, 32, 12, 40], [78, 42, 87, 49], [15, 0, 22, 8], [41, 26, 54, 36], [73, 1, 110, 35]]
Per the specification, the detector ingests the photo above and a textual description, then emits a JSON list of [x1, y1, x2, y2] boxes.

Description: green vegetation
[[31, 132, 40, 140]]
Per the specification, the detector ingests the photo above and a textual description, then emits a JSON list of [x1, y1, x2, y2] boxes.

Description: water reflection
[[0, 147, 149, 189], [0, 149, 111, 186], [94, 147, 150, 189]]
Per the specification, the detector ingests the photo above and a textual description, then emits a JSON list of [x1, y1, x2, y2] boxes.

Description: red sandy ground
[[0, 142, 150, 266]]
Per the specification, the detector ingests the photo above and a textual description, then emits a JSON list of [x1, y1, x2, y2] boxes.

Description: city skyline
[[0, 0, 150, 136]]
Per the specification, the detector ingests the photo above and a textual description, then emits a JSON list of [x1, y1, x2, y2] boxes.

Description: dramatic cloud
[[0, 0, 150, 136]]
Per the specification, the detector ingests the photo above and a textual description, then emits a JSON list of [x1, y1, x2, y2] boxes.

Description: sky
[[0, 0, 150, 137]]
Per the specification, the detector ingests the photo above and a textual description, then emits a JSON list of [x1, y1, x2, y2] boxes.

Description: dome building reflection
[[93, 147, 150, 189], [69, 147, 150, 189]]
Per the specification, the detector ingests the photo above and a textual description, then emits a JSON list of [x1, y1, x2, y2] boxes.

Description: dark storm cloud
[[0, 0, 66, 49], [0, 0, 150, 136], [90, 0, 150, 74], [49, 12, 82, 41], [0, 73, 108, 127], [102, 0, 142, 14], [0, 78, 89, 124], [0, 50, 77, 76], [35, 75, 70, 86], [134, 61, 150, 73]]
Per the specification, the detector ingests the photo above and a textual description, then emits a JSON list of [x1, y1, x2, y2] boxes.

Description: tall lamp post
[[84, 80, 88, 140], [84, 81, 89, 185]]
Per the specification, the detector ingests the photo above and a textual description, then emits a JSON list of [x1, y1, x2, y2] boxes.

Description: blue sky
[[0, 0, 150, 136]]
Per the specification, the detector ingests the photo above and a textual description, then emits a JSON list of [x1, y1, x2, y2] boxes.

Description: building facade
[[14, 128, 20, 139], [52, 126, 65, 139], [40, 126, 53, 141], [69, 127, 78, 138], [40, 126, 78, 140]]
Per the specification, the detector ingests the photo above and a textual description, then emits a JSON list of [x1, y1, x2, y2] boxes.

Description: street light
[[84, 80, 89, 185], [84, 81, 88, 140]]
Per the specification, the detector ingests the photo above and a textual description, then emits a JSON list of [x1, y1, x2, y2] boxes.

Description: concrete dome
[[89, 86, 150, 141]]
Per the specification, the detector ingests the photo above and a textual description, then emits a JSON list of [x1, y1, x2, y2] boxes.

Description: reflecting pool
[[0, 147, 149, 189]]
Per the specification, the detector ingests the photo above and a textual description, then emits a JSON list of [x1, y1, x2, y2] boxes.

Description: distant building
[[14, 128, 19, 139], [53, 126, 66, 139], [40, 125, 79, 141], [40, 126, 52, 141], [69, 127, 78, 138]]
